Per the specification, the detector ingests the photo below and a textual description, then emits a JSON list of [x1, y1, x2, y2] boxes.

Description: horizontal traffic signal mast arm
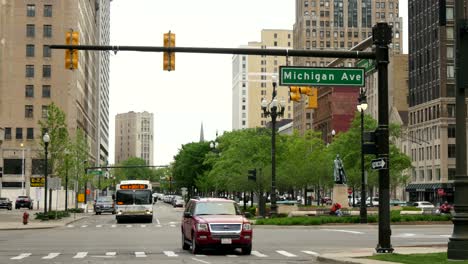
[[50, 45, 376, 59]]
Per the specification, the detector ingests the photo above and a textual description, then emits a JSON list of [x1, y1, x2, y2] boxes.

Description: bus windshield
[[116, 190, 152, 205]]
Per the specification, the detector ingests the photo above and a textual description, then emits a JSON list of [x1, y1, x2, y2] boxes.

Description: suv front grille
[[209, 223, 242, 232]]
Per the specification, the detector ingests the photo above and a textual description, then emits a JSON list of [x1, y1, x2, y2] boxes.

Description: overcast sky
[[108, 0, 408, 166]]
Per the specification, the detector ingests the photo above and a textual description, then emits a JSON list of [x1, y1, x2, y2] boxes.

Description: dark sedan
[[94, 196, 116, 215], [0, 198, 12, 210], [15, 196, 33, 209]]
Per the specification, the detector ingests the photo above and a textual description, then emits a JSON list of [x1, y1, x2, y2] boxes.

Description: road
[[0, 202, 452, 263]]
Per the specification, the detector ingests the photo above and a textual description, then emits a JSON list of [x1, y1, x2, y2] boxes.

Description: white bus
[[115, 180, 153, 223]]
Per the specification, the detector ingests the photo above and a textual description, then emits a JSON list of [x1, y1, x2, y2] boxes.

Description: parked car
[[15, 196, 33, 209], [412, 201, 435, 208], [173, 197, 185, 208], [181, 198, 252, 255], [94, 196, 116, 215], [366, 197, 379, 207], [390, 199, 407, 206], [0, 197, 12, 210]]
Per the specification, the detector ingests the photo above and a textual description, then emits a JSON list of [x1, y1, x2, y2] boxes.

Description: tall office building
[[293, 0, 403, 139], [405, 0, 467, 203], [0, 1, 111, 191], [115, 111, 154, 166], [232, 29, 294, 130]]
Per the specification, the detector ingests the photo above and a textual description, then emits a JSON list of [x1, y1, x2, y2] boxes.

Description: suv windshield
[[194, 202, 240, 215], [97, 196, 113, 203]]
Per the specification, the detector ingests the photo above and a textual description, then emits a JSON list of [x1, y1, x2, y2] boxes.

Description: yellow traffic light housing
[[65, 31, 79, 70], [289, 86, 302, 102], [306, 87, 318, 109], [163, 32, 175, 71]]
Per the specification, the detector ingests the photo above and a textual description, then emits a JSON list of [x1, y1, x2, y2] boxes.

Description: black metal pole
[[448, 0, 468, 259], [84, 165, 87, 204], [65, 158, 68, 211], [360, 108, 368, 223], [373, 22, 393, 253], [44, 143, 48, 214], [270, 84, 278, 217]]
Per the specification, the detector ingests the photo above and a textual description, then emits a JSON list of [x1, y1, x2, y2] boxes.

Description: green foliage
[[67, 208, 84, 213], [368, 252, 468, 264], [172, 142, 212, 192], [113, 157, 155, 181], [35, 210, 70, 220], [401, 206, 422, 211]]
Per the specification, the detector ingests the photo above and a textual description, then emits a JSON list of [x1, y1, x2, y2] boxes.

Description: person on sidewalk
[[330, 202, 343, 217], [439, 201, 452, 214]]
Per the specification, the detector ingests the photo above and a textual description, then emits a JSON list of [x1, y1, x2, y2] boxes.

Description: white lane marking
[[321, 229, 364, 234], [251, 251, 267, 257], [156, 218, 161, 225], [81, 225, 88, 228], [163, 251, 178, 257], [111, 224, 116, 228], [73, 252, 88, 258], [11, 253, 31, 260], [226, 255, 238, 257], [394, 233, 416, 238], [42, 253, 60, 259], [195, 254, 206, 257], [440, 235, 451, 238], [126, 224, 132, 228], [169, 221, 177, 224], [135, 252, 146, 258], [302, 250, 319, 256], [170, 224, 176, 227], [156, 224, 162, 227], [96, 225, 102, 228], [67, 225, 74, 228], [191, 257, 211, 264], [276, 250, 297, 257], [141, 225, 146, 228], [106, 252, 117, 256]]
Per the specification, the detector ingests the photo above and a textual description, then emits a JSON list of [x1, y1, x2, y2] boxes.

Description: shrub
[[68, 208, 84, 213], [401, 206, 421, 211], [35, 210, 71, 220]]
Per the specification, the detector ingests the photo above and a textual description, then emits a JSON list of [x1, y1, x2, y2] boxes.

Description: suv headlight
[[243, 223, 252, 231], [197, 223, 209, 232]]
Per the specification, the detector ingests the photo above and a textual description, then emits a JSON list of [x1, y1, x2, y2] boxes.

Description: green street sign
[[356, 59, 376, 73], [88, 170, 103, 175], [279, 66, 365, 87]]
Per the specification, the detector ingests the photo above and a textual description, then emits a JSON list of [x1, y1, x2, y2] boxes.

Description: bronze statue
[[333, 154, 347, 184]]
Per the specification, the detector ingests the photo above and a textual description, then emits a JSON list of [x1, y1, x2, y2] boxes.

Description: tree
[[113, 157, 154, 182]]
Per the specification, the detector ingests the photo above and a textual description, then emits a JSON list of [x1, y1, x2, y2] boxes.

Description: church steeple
[[199, 122, 205, 142]]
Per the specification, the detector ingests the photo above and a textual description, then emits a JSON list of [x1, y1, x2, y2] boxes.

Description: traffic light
[[65, 31, 79, 69], [305, 87, 318, 109], [163, 32, 175, 71], [289, 86, 301, 102], [247, 169, 256, 181]]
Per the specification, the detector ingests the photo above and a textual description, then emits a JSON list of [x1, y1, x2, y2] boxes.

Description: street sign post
[[371, 158, 387, 170], [279, 66, 365, 86]]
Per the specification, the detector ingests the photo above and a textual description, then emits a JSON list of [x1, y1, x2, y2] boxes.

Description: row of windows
[[25, 85, 51, 98], [273, 33, 291, 39], [26, 24, 53, 38], [409, 126, 440, 144], [2, 127, 35, 140], [2, 158, 51, 175], [26, 45, 52, 58], [26, 4, 52, 17], [24, 105, 49, 118], [25, 65, 52, 78], [409, 105, 440, 125]]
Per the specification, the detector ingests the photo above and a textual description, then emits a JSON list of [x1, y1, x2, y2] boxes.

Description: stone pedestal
[[332, 184, 349, 208]]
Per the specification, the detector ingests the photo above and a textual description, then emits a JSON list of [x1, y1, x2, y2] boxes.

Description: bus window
[[116, 190, 134, 205], [134, 190, 152, 205]]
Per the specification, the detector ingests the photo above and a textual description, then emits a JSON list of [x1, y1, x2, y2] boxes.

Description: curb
[[317, 255, 400, 264], [0, 214, 90, 231]]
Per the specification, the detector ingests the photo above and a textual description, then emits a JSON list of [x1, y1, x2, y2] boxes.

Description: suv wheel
[[182, 233, 190, 250], [191, 232, 202, 254], [241, 244, 252, 255]]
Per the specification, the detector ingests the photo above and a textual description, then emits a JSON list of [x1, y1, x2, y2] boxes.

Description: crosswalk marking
[[321, 229, 364, 234], [126, 225, 132, 228], [73, 252, 88, 258], [106, 252, 117, 256], [67, 225, 74, 228], [42, 253, 60, 259], [135, 252, 146, 258], [226, 255, 238, 257], [170, 224, 176, 227], [276, 250, 297, 257], [251, 251, 267, 257], [302, 250, 319, 256], [111, 224, 116, 228], [81, 225, 87, 228], [96, 225, 102, 228], [156, 224, 162, 227], [163, 251, 178, 257], [11, 253, 31, 260], [141, 225, 146, 228]]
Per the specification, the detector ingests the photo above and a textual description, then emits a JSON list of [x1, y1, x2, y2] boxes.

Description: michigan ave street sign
[[279, 66, 365, 86]]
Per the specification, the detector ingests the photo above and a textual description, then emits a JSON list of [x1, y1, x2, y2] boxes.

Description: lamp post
[[20, 143, 25, 195], [357, 88, 368, 224], [64, 149, 70, 211], [43, 132, 50, 214], [261, 75, 285, 217]]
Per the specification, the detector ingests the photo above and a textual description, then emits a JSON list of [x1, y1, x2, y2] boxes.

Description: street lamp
[[64, 149, 70, 211], [357, 88, 368, 224], [20, 143, 25, 195], [261, 75, 286, 217], [43, 132, 50, 214]]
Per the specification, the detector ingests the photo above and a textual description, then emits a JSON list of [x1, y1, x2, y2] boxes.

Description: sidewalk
[[0, 209, 90, 230], [317, 246, 447, 264]]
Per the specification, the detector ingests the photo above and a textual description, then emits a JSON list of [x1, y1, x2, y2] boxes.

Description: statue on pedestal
[[333, 154, 347, 184]]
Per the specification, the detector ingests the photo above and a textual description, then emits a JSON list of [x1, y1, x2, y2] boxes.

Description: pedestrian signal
[[163, 31, 175, 71], [65, 31, 79, 69]]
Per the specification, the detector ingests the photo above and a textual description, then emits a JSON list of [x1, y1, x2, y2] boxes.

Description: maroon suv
[[181, 198, 253, 255]]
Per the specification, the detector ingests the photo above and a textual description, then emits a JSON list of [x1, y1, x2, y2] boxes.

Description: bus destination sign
[[120, 184, 148, 190]]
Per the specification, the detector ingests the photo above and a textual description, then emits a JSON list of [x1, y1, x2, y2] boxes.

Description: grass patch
[[368, 252, 468, 264]]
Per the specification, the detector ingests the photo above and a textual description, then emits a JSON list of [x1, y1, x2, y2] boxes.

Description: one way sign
[[371, 158, 387, 170]]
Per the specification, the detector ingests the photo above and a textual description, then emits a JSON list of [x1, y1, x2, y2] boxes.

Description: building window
[[448, 124, 456, 138], [26, 24, 35, 37], [447, 65, 455, 78], [448, 168, 456, 180], [43, 45, 51, 57], [25, 105, 33, 118], [4, 128, 12, 140], [42, 85, 51, 98], [43, 65, 51, 78], [16, 128, 23, 140], [27, 128, 34, 140], [447, 104, 456, 117], [242, 120, 246, 126], [447, 27, 454, 39], [27, 4, 36, 16], [448, 144, 456, 158], [26, 65, 34, 78], [26, 44, 35, 57], [42, 105, 49, 118], [419, 170, 425, 181], [43, 25, 52, 38], [44, 5, 52, 17], [25, 85, 34, 97], [446, 7, 454, 20], [436, 168, 441, 181]]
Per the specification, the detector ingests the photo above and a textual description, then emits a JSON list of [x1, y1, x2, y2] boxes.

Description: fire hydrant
[[23, 211, 29, 225]]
